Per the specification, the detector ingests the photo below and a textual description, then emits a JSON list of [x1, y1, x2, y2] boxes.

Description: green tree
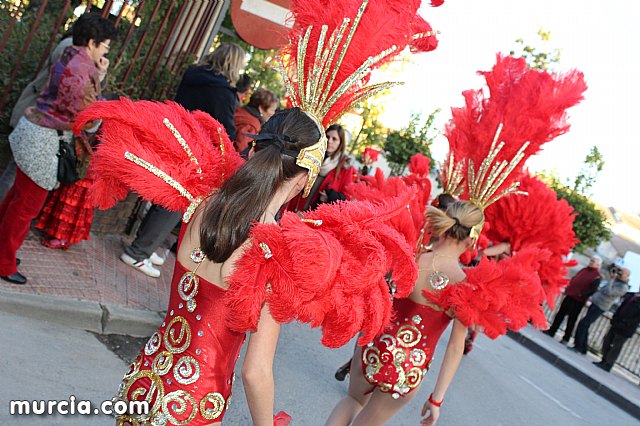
[[572, 146, 605, 196], [509, 28, 561, 71], [383, 110, 439, 176], [348, 97, 388, 159], [541, 173, 611, 252]]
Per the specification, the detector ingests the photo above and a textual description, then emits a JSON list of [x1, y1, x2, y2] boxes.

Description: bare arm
[[421, 319, 467, 425], [242, 302, 281, 426]]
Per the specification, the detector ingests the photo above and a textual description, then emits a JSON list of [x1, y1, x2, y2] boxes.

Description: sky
[[377, 0, 639, 213]]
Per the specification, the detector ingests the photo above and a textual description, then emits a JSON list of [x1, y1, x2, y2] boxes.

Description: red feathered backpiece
[[225, 189, 418, 348], [74, 98, 243, 222], [484, 173, 578, 307], [442, 54, 587, 206], [346, 163, 432, 254], [281, 0, 436, 126], [423, 247, 549, 338]]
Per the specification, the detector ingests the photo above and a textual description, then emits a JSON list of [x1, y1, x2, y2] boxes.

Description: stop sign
[[231, 0, 292, 50]]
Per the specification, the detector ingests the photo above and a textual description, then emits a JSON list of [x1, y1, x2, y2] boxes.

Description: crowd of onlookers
[[0, 13, 360, 283], [545, 255, 640, 372]]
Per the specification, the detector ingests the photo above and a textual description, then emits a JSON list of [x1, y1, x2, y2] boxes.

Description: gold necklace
[[428, 252, 457, 290]]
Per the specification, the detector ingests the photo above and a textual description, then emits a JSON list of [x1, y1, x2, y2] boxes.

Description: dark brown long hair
[[199, 108, 320, 262]]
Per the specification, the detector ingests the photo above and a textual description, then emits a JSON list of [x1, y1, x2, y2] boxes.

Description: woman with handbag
[[0, 13, 115, 284]]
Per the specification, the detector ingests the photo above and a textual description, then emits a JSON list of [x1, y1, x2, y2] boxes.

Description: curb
[[0, 288, 162, 337], [507, 330, 640, 420]]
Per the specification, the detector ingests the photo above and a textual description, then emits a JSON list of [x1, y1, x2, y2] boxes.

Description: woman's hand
[[318, 190, 328, 203], [97, 56, 109, 81], [420, 400, 440, 425]]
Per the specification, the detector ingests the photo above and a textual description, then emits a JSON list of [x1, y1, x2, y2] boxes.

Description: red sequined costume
[[362, 297, 450, 398], [115, 227, 245, 424]]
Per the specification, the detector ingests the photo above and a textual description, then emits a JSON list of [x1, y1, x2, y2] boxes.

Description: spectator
[[235, 73, 253, 104], [120, 42, 245, 277], [234, 87, 279, 153], [572, 266, 631, 354], [544, 256, 602, 343], [593, 289, 640, 372], [1, 32, 75, 199], [0, 13, 115, 285], [286, 124, 357, 212]]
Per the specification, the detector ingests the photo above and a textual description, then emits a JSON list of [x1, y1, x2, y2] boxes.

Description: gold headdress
[[278, 0, 428, 196]]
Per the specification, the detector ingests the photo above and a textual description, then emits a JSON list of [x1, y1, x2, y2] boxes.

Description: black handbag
[[56, 130, 80, 184]]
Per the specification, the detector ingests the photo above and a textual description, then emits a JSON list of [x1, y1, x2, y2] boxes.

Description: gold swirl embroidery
[[144, 331, 162, 356], [200, 392, 226, 420], [177, 272, 199, 313], [123, 353, 143, 380], [152, 351, 173, 376], [120, 370, 164, 422], [396, 325, 421, 348], [163, 317, 191, 354], [161, 390, 197, 425], [405, 366, 424, 388], [410, 348, 427, 367], [173, 356, 201, 385]]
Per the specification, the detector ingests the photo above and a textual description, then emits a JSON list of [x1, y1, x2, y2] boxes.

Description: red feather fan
[[484, 173, 578, 306], [410, 15, 439, 53], [74, 98, 243, 213], [225, 190, 418, 348], [423, 247, 549, 338], [444, 54, 587, 199]]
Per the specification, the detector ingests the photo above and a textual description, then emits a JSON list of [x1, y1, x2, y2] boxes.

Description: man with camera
[[572, 265, 631, 354]]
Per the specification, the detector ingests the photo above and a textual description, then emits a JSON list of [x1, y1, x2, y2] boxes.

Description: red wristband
[[429, 393, 443, 407]]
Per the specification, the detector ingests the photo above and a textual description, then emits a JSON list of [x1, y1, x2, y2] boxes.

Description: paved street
[[1, 310, 637, 425]]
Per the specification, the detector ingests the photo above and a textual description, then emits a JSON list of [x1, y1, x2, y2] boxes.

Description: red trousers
[[0, 167, 49, 275]]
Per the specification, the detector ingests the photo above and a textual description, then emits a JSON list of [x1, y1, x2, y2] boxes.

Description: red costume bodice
[[362, 297, 451, 398], [115, 259, 246, 425]]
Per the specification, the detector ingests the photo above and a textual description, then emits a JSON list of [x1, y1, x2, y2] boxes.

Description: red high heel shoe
[[42, 238, 71, 250]]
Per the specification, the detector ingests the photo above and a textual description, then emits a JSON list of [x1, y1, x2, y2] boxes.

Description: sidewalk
[[0, 230, 639, 419], [0, 229, 170, 336], [508, 326, 640, 419]]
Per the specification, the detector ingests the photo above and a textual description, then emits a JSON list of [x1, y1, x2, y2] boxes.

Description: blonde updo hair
[[199, 42, 245, 86], [426, 200, 484, 241]]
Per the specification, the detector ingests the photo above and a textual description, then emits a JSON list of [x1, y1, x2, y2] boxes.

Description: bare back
[[410, 251, 466, 305], [177, 204, 275, 289]]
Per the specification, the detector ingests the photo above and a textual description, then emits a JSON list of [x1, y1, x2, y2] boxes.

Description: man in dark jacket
[[593, 289, 640, 371], [544, 256, 602, 343]]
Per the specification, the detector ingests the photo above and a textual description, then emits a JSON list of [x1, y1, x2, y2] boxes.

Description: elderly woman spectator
[[0, 13, 115, 284], [234, 87, 279, 153]]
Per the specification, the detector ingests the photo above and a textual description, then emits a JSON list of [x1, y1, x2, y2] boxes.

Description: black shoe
[[592, 361, 611, 372], [335, 362, 351, 381], [543, 330, 555, 337], [560, 339, 570, 345], [1, 272, 27, 285], [570, 346, 585, 354]]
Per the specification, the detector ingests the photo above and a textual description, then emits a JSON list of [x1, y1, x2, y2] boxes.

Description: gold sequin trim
[[161, 390, 197, 425], [173, 355, 200, 385], [200, 392, 226, 420], [163, 316, 191, 354]]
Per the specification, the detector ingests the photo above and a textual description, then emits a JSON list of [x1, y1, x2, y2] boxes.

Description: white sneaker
[[149, 252, 165, 266], [120, 253, 161, 278]]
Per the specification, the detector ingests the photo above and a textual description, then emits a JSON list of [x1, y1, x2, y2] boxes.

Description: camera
[[610, 267, 622, 275]]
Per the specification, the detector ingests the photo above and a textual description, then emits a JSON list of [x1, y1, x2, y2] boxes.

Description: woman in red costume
[[287, 123, 357, 211], [326, 201, 483, 425]]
